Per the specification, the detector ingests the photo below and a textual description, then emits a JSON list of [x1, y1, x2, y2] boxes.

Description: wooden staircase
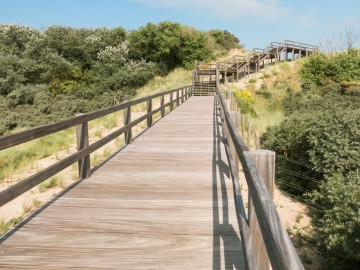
[[192, 63, 217, 96], [218, 39, 319, 79]]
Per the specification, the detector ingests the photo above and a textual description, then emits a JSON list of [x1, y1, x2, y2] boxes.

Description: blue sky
[[1, 0, 359, 49]]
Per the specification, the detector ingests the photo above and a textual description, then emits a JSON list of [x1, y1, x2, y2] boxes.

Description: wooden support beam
[[247, 121, 251, 147], [124, 106, 132, 144], [248, 150, 275, 270], [241, 114, 245, 138], [146, 99, 152, 127], [76, 114, 91, 179], [255, 130, 260, 150], [169, 93, 173, 111], [160, 95, 165, 117]]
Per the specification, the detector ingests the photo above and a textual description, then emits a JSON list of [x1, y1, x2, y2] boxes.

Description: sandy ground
[[233, 61, 323, 269], [0, 82, 322, 268], [0, 98, 164, 225]]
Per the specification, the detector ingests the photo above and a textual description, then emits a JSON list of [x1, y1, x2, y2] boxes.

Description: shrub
[[249, 78, 257, 83], [234, 89, 257, 116], [310, 171, 360, 265], [301, 52, 360, 86]]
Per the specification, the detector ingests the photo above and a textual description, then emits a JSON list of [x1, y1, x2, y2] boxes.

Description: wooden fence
[[0, 86, 193, 207], [216, 84, 304, 270]]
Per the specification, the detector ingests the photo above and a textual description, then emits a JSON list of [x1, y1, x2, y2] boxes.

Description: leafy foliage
[[234, 89, 257, 116], [301, 51, 360, 86], [0, 22, 239, 135], [261, 51, 360, 266], [311, 171, 360, 267]]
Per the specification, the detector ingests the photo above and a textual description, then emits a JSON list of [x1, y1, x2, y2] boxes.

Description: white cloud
[[133, 0, 289, 20]]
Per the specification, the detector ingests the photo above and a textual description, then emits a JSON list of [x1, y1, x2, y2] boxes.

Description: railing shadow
[[212, 97, 244, 270]]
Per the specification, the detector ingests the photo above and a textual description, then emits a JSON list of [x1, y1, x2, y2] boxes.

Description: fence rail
[[0, 86, 193, 207], [216, 84, 304, 270]]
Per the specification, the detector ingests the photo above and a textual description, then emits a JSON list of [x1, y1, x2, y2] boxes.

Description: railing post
[[160, 94, 165, 117], [181, 88, 185, 103], [241, 114, 245, 138], [176, 90, 180, 106], [170, 92, 173, 111], [248, 150, 275, 270], [76, 114, 91, 179], [147, 99, 152, 127], [124, 105, 132, 144], [247, 121, 251, 147], [255, 130, 260, 149], [229, 110, 240, 177]]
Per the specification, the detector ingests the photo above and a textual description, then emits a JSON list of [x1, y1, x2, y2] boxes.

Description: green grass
[[0, 128, 75, 182], [0, 217, 22, 236], [232, 60, 303, 135], [38, 176, 63, 193], [32, 199, 42, 208], [89, 111, 122, 130], [136, 68, 192, 97], [249, 78, 257, 83]]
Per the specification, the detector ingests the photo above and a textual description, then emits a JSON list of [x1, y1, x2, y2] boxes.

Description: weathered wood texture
[[217, 88, 304, 270], [0, 86, 191, 151], [248, 150, 275, 270], [0, 97, 245, 270], [0, 87, 192, 207]]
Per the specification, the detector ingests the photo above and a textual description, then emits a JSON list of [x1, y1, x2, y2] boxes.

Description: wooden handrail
[[216, 85, 304, 270], [0, 86, 193, 207], [0, 86, 191, 151]]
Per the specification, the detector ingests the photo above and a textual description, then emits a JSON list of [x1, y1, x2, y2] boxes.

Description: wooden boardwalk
[[0, 96, 245, 270]]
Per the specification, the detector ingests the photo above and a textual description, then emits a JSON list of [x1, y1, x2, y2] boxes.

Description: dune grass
[[136, 68, 192, 97], [38, 176, 64, 193], [232, 61, 303, 134], [0, 128, 75, 183]]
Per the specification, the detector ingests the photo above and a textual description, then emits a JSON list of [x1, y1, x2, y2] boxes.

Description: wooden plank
[[217, 90, 304, 270], [0, 96, 245, 270], [0, 86, 191, 151], [76, 116, 91, 179], [0, 96, 185, 207]]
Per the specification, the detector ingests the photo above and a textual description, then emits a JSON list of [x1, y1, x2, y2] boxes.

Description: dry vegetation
[[230, 60, 325, 269], [0, 68, 192, 236]]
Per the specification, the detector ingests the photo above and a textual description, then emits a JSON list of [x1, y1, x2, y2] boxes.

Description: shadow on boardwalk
[[212, 98, 244, 270]]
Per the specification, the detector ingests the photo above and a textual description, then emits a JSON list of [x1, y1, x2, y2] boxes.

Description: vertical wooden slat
[[176, 90, 180, 106], [76, 115, 91, 179], [241, 114, 245, 138], [147, 99, 152, 127], [248, 150, 275, 270], [255, 130, 260, 149], [160, 95, 165, 117], [124, 106, 132, 144], [247, 121, 251, 147], [169, 92, 173, 111], [229, 111, 240, 176]]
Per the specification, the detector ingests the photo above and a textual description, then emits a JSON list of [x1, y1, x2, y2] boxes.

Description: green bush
[[249, 78, 257, 83], [234, 89, 257, 116], [310, 171, 360, 266], [301, 51, 360, 86], [262, 92, 360, 192], [261, 53, 360, 266]]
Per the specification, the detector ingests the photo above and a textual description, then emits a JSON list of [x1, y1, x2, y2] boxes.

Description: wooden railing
[[216, 84, 304, 270], [0, 86, 193, 207]]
